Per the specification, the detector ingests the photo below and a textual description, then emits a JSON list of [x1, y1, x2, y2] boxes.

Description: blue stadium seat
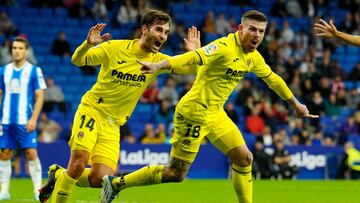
[[205, 33, 218, 44], [54, 8, 68, 17], [23, 7, 38, 16], [39, 8, 53, 17]]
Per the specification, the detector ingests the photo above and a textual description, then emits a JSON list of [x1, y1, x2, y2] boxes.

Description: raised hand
[[184, 26, 201, 51], [87, 23, 111, 46], [314, 19, 337, 38]]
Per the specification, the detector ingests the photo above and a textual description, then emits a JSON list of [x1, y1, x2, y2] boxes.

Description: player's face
[[142, 21, 170, 53], [12, 41, 28, 62], [238, 19, 266, 53]]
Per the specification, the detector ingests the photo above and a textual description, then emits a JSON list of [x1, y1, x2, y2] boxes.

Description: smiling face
[[238, 19, 266, 53], [141, 20, 170, 53]]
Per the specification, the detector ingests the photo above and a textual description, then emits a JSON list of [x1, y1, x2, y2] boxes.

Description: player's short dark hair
[[13, 36, 29, 49], [241, 10, 267, 24], [141, 9, 172, 28]]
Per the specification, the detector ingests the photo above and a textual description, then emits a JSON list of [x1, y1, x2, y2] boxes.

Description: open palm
[[184, 26, 201, 51], [87, 23, 111, 45]]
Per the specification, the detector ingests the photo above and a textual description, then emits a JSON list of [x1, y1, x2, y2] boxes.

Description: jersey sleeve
[[33, 67, 47, 90], [85, 40, 113, 65], [72, 40, 114, 67], [250, 51, 272, 78], [195, 39, 230, 66]]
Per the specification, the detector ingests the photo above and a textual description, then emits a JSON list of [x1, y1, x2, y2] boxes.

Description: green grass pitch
[[7, 178, 360, 203]]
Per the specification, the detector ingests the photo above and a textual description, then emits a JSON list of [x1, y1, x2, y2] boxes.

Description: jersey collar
[[234, 31, 241, 46], [130, 39, 153, 58]]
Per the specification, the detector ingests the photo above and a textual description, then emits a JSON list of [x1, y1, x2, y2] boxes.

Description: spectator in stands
[[331, 75, 345, 94], [179, 80, 193, 99], [304, 91, 325, 126], [38, 112, 62, 143], [68, 0, 93, 19], [139, 123, 165, 144], [347, 62, 360, 81], [158, 77, 179, 107], [0, 38, 12, 65], [312, 129, 323, 146], [215, 13, 231, 36], [314, 19, 360, 47], [235, 79, 254, 106], [338, 12, 357, 34], [271, 0, 288, 17], [51, 31, 71, 56], [323, 136, 335, 146], [344, 142, 360, 179], [155, 99, 174, 127], [261, 125, 273, 146], [286, 0, 303, 18], [229, 16, 238, 32], [339, 116, 358, 145], [92, 0, 108, 21], [0, 11, 17, 37], [346, 88, 360, 110], [225, 102, 238, 124], [43, 77, 68, 113], [140, 80, 159, 103], [280, 20, 294, 43], [318, 76, 331, 98], [116, 0, 138, 26], [168, 23, 186, 53], [120, 123, 136, 144], [324, 93, 341, 117], [201, 11, 216, 34], [253, 141, 275, 179], [273, 140, 298, 179], [246, 104, 265, 136]]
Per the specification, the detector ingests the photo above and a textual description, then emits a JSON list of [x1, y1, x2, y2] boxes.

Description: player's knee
[[24, 149, 38, 160], [0, 150, 11, 160], [68, 162, 86, 179], [236, 151, 253, 167], [88, 174, 103, 187]]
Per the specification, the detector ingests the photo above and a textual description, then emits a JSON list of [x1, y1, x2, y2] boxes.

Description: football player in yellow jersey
[[101, 10, 319, 203], [38, 10, 201, 203]]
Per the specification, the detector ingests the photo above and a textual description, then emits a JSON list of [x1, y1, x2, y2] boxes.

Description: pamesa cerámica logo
[[290, 151, 326, 170], [120, 149, 169, 165]]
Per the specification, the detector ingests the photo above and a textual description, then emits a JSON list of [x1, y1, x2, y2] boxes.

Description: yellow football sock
[[232, 164, 253, 203], [76, 168, 91, 187], [51, 171, 77, 203], [114, 165, 165, 191]]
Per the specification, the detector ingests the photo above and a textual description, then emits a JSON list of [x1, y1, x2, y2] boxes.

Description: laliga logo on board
[[290, 151, 326, 170], [120, 149, 169, 165]]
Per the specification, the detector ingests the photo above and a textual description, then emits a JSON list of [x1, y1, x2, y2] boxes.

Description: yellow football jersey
[[74, 39, 170, 125], [176, 32, 273, 116]]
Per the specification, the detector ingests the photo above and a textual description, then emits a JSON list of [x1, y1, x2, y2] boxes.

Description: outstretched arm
[[139, 50, 202, 74], [262, 72, 319, 119], [314, 19, 360, 47], [71, 23, 111, 66]]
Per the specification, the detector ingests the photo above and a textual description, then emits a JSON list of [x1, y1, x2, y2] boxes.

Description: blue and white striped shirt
[[0, 61, 46, 125]]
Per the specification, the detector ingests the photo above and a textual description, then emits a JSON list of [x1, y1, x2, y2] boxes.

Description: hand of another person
[[314, 19, 338, 38]]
